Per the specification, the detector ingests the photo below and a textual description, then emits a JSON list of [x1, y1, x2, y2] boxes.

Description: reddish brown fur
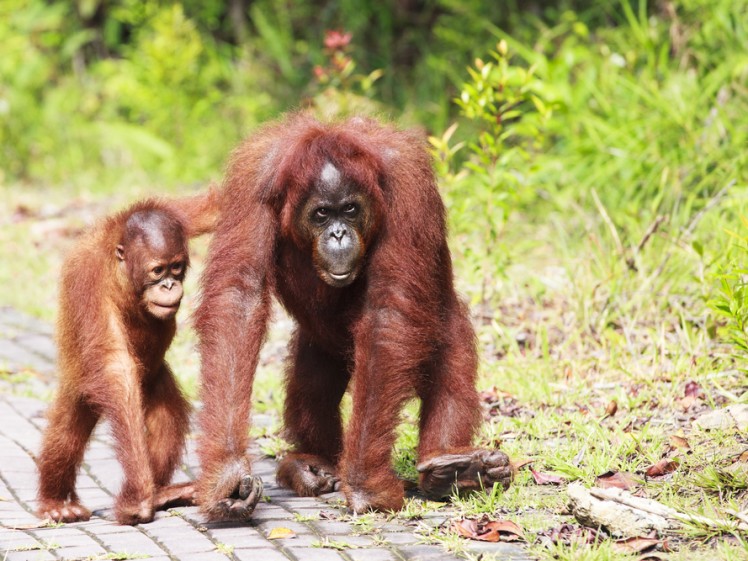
[[168, 183, 222, 237], [195, 114, 509, 518], [35, 196, 210, 525]]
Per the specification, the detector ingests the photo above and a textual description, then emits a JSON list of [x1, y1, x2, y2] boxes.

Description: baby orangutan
[[36, 197, 211, 525]]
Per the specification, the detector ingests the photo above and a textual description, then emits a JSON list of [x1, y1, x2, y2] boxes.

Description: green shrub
[[431, 40, 555, 298]]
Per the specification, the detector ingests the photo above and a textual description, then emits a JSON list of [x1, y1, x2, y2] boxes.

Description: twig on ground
[[583, 485, 748, 532]]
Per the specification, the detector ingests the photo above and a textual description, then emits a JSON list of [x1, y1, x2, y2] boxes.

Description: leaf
[[613, 535, 660, 554], [676, 394, 697, 411], [668, 435, 690, 450], [486, 519, 524, 542], [603, 400, 618, 418], [454, 518, 482, 539], [531, 469, 565, 485], [645, 459, 679, 478], [684, 380, 704, 399], [453, 516, 524, 542], [267, 527, 297, 539], [539, 523, 601, 546], [692, 240, 704, 257], [595, 471, 639, 491]]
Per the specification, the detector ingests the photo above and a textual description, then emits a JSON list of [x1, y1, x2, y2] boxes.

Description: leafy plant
[[309, 29, 383, 118], [433, 40, 555, 301], [710, 222, 748, 358]]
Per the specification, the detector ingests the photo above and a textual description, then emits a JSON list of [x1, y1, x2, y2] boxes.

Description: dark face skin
[[116, 210, 188, 320], [299, 162, 374, 288]]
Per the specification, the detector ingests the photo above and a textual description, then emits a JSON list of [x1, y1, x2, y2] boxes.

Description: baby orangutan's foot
[[37, 499, 91, 523], [342, 482, 405, 514], [115, 495, 154, 525]]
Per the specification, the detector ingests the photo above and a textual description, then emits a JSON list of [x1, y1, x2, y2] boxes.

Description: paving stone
[[337, 536, 380, 548], [380, 522, 414, 532], [346, 548, 400, 561], [465, 541, 535, 559], [270, 535, 319, 547], [252, 505, 298, 522], [276, 497, 329, 509], [95, 531, 168, 556], [28, 528, 98, 548], [210, 533, 269, 550], [207, 525, 267, 542], [0, 343, 53, 374], [263, 488, 298, 501], [311, 520, 361, 535], [0, 307, 53, 334], [152, 534, 218, 555], [233, 547, 291, 561], [0, 534, 41, 550], [52, 544, 109, 558], [82, 521, 144, 536], [399, 544, 462, 560], [284, 547, 346, 561], [0, 516, 40, 528], [14, 334, 56, 362], [174, 551, 232, 561], [380, 532, 419, 545], [3, 550, 56, 561], [258, 520, 312, 537]]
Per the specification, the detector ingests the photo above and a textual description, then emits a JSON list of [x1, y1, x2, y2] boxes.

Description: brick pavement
[[0, 306, 531, 561]]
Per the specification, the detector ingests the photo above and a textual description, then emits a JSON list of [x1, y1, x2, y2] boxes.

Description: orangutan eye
[[152, 266, 165, 276], [314, 208, 330, 222], [171, 262, 184, 276], [343, 203, 358, 216]]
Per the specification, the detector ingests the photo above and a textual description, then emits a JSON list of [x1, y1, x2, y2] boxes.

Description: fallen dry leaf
[[737, 450, 748, 463], [488, 520, 524, 542], [613, 535, 660, 554], [539, 523, 601, 546], [267, 527, 297, 539], [531, 468, 565, 485], [595, 471, 639, 491], [676, 394, 698, 411], [668, 435, 690, 450], [453, 516, 524, 542], [603, 400, 618, 418], [479, 387, 513, 402], [645, 458, 678, 478], [684, 380, 704, 399]]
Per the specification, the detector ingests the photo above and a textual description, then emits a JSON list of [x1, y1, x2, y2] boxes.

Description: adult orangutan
[[195, 114, 513, 520], [36, 190, 217, 525]]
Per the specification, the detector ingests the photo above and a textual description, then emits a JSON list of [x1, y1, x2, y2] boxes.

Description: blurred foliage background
[[1, 0, 747, 350]]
